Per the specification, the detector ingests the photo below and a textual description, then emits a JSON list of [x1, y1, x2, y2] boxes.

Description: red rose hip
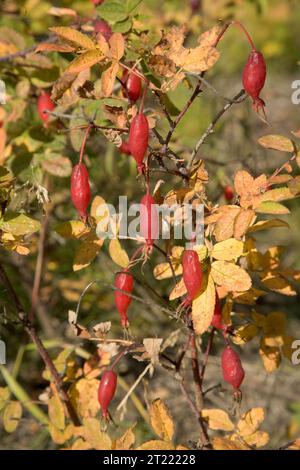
[[122, 70, 142, 103], [119, 140, 131, 155], [221, 346, 245, 390], [70, 163, 91, 220], [94, 19, 112, 41], [128, 113, 149, 173], [242, 50, 266, 113], [114, 270, 133, 328], [37, 91, 55, 124], [182, 250, 202, 303], [98, 369, 117, 419], [140, 192, 159, 251]]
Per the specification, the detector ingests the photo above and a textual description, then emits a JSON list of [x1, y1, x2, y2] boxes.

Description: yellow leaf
[[191, 272, 215, 335], [102, 62, 119, 97], [237, 408, 265, 436], [214, 206, 241, 241], [263, 312, 286, 347], [108, 33, 125, 61], [0, 387, 10, 411], [49, 26, 95, 50], [201, 409, 234, 431], [48, 393, 65, 430], [109, 238, 129, 268], [256, 201, 290, 215], [211, 261, 252, 292], [258, 134, 294, 152], [3, 401, 22, 433], [137, 440, 175, 450], [169, 278, 187, 300], [259, 337, 281, 373], [242, 430, 269, 448], [71, 438, 92, 450], [247, 219, 289, 233], [114, 425, 136, 450], [153, 262, 182, 280], [193, 244, 208, 261], [261, 271, 296, 296], [49, 423, 74, 445], [211, 238, 244, 261], [90, 195, 110, 226], [211, 437, 250, 450], [70, 378, 100, 419], [65, 49, 105, 74], [73, 235, 104, 271], [149, 398, 175, 442], [234, 209, 256, 239], [82, 417, 112, 450], [232, 324, 259, 345], [55, 220, 89, 239]]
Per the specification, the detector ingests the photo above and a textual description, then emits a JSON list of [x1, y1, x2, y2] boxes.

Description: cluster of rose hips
[[36, 19, 266, 419]]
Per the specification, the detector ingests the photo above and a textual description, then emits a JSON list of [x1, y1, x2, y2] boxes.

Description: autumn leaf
[[109, 238, 129, 268], [258, 134, 295, 152], [49, 27, 95, 50], [65, 49, 105, 74], [191, 271, 215, 335], [201, 409, 234, 431], [211, 238, 244, 262], [211, 260, 252, 292], [149, 399, 175, 442]]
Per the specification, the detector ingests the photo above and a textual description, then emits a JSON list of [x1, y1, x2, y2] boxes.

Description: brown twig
[[0, 263, 81, 426]]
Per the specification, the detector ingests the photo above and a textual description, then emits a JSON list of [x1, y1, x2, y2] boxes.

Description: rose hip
[[182, 250, 202, 303], [98, 369, 117, 419], [37, 91, 55, 124], [114, 270, 133, 328], [70, 163, 91, 220], [221, 346, 245, 390], [94, 19, 112, 41], [242, 50, 266, 113], [119, 140, 131, 155], [224, 185, 234, 202], [122, 70, 142, 103], [140, 192, 159, 250], [128, 113, 149, 173]]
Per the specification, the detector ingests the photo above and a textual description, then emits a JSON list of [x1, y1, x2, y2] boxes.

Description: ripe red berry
[[119, 140, 131, 155], [128, 113, 149, 173], [221, 346, 245, 390], [98, 369, 117, 419], [94, 19, 112, 41], [122, 70, 142, 103], [114, 270, 133, 328], [224, 185, 234, 202], [140, 192, 159, 250], [92, 0, 104, 5], [182, 250, 202, 303], [37, 91, 55, 124], [70, 163, 91, 220], [242, 50, 266, 112]]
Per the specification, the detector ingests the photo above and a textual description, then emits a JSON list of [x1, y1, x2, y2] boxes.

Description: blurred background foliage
[[0, 0, 300, 449]]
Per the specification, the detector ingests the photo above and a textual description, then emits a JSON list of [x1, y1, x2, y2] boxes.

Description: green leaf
[[256, 201, 290, 215], [126, 0, 143, 13], [97, 2, 128, 23], [0, 212, 41, 236], [113, 17, 133, 33]]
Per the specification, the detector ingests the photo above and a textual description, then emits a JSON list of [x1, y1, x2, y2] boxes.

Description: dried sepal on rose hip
[[182, 249, 203, 305], [70, 163, 91, 222], [114, 269, 134, 328], [140, 191, 159, 253], [128, 113, 149, 173], [98, 369, 117, 419], [221, 345, 245, 390]]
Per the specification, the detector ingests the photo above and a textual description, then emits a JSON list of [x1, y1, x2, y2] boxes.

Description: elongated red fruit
[[94, 19, 112, 41], [37, 91, 55, 124], [242, 50, 266, 112], [122, 70, 142, 102], [211, 295, 225, 330], [190, 0, 200, 13], [221, 346, 245, 390], [128, 113, 149, 173], [119, 140, 131, 155], [224, 185, 234, 202], [182, 250, 202, 303], [70, 163, 91, 220], [98, 369, 117, 418], [114, 270, 133, 328], [140, 192, 159, 250], [92, 0, 104, 5]]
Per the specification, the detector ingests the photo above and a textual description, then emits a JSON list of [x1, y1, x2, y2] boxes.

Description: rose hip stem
[[79, 124, 92, 164], [213, 20, 256, 51], [139, 80, 148, 114]]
